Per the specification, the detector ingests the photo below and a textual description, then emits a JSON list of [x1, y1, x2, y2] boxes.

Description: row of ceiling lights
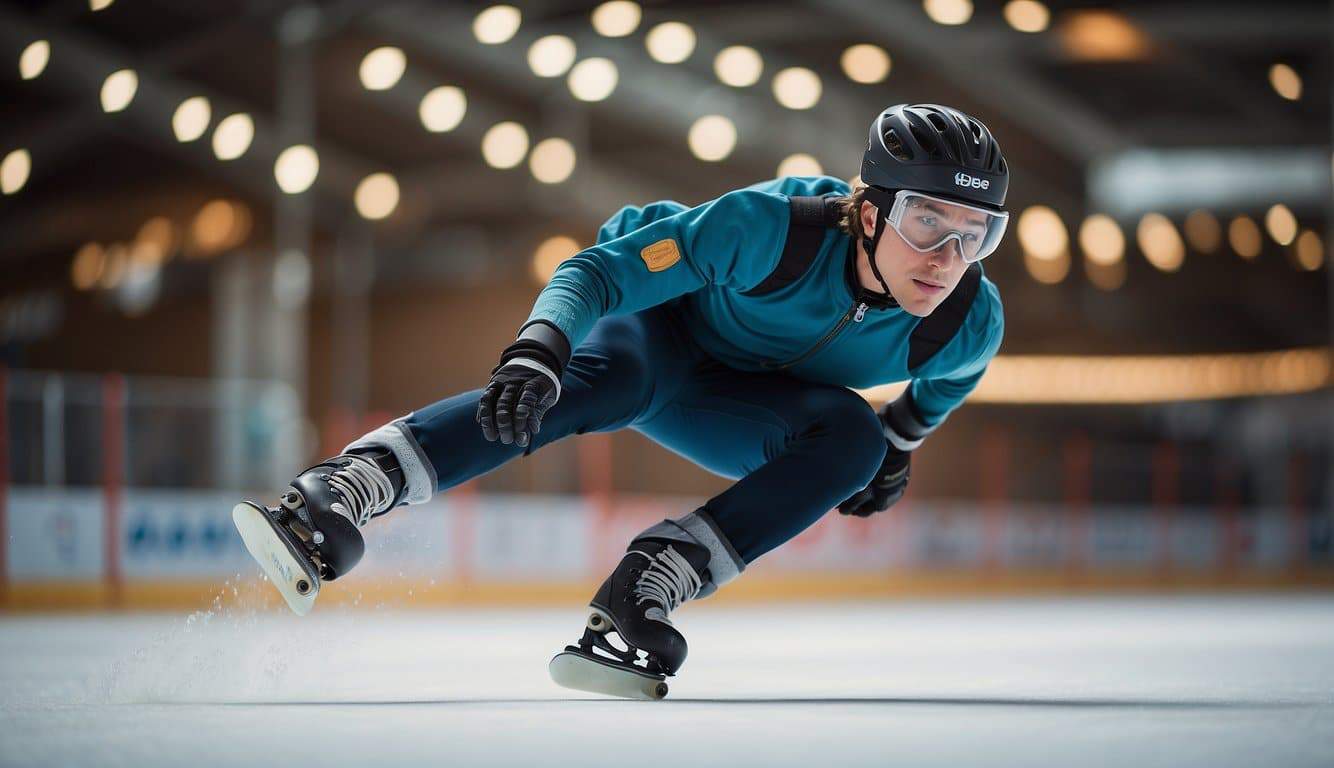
[[922, 0, 1306, 103], [6, 1, 1308, 206], [354, 5, 902, 178], [350, 9, 883, 193], [1017, 204, 1325, 289], [8, 3, 1321, 289], [4, 62, 402, 219], [470, 2, 895, 109]]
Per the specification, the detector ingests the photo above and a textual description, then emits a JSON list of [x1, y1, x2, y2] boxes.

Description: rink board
[[1, 486, 1330, 610]]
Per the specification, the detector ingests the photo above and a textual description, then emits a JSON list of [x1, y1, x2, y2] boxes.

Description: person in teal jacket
[[233, 104, 1010, 697]]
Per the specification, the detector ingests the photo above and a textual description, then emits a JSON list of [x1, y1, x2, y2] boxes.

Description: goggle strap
[[862, 185, 898, 211]]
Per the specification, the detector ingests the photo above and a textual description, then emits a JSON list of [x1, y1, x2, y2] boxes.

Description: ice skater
[[233, 103, 1009, 699]]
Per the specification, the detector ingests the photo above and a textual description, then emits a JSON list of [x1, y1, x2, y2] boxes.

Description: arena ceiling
[[0, 0, 1329, 354]]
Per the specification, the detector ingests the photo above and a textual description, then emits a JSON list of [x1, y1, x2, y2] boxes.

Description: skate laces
[[630, 546, 702, 615], [328, 454, 396, 527]]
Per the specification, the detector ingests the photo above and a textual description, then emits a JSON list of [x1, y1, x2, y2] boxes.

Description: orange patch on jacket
[[640, 239, 681, 272]]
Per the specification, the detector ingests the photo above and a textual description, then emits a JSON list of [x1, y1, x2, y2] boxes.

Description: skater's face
[[856, 198, 970, 317]]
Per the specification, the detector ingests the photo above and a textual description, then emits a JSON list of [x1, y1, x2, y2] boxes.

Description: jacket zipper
[[762, 301, 869, 371]]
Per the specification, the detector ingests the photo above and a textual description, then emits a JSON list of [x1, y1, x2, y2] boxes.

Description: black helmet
[[861, 103, 1008, 209]]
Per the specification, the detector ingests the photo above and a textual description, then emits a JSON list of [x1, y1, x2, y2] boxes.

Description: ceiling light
[[135, 217, 177, 263], [359, 46, 406, 91], [1003, 0, 1049, 33], [529, 138, 576, 184], [1182, 209, 1220, 253], [1228, 215, 1262, 259], [772, 67, 821, 110], [568, 57, 618, 102], [840, 44, 891, 84], [1268, 63, 1302, 101], [419, 86, 467, 133], [474, 5, 521, 44], [274, 145, 320, 194], [1, 148, 31, 195], [777, 153, 822, 177], [354, 173, 400, 220], [172, 96, 211, 142], [591, 1, 641, 37], [1294, 230, 1323, 271], [1137, 213, 1185, 272], [1264, 203, 1298, 245], [212, 113, 254, 161], [1059, 11, 1150, 61], [923, 0, 973, 25], [71, 243, 106, 290], [1020, 206, 1070, 284], [192, 200, 251, 255], [528, 35, 577, 78], [714, 46, 763, 87], [19, 40, 49, 80], [100, 69, 137, 112], [532, 236, 580, 283], [1078, 214, 1124, 266], [1017, 205, 1068, 261], [688, 115, 737, 162], [645, 22, 695, 64], [481, 122, 529, 169]]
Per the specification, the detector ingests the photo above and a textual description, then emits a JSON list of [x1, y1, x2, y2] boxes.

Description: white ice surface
[[3, 594, 1333, 768]]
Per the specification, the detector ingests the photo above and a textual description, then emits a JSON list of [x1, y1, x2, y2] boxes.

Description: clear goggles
[[883, 189, 1009, 263]]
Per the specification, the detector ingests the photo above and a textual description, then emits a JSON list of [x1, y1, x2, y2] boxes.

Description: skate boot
[[232, 448, 404, 615], [550, 525, 713, 700]]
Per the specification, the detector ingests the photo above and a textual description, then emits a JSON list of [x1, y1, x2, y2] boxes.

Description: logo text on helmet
[[954, 172, 990, 190]]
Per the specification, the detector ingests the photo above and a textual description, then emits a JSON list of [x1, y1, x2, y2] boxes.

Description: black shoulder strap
[[742, 194, 981, 371], [908, 262, 982, 371], [741, 195, 842, 297]]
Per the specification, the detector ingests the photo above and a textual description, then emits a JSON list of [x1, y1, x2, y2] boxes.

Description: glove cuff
[[882, 389, 934, 453], [498, 320, 572, 377]]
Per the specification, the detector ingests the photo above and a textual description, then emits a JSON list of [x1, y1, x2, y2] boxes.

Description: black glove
[[837, 390, 933, 517], [838, 447, 910, 517], [476, 321, 571, 448]]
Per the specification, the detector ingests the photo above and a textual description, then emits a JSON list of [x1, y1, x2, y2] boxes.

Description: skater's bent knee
[[795, 389, 886, 483]]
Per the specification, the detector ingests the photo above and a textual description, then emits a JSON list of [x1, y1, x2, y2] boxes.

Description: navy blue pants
[[403, 303, 887, 564]]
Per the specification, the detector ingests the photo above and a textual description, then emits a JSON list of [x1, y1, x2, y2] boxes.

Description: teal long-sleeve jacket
[[524, 175, 1004, 430]]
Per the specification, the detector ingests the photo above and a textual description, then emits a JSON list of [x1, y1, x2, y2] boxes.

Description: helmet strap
[[860, 209, 898, 305]]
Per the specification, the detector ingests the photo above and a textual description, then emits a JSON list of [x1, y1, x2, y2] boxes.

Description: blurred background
[[0, 0, 1330, 611]]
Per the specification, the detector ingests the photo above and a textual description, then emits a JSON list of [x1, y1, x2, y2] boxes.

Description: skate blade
[[232, 501, 320, 616], [549, 649, 669, 700]]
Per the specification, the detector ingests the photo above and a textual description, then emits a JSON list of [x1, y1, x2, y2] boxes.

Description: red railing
[[102, 374, 125, 606], [0, 367, 8, 601]]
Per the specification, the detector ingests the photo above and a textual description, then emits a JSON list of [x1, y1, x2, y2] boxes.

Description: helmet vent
[[926, 112, 949, 133], [883, 129, 912, 161], [908, 124, 940, 158]]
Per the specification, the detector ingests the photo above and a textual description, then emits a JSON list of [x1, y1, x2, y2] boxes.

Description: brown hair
[[835, 185, 870, 241]]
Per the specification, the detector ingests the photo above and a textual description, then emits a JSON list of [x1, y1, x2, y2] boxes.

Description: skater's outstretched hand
[[837, 446, 910, 517], [838, 392, 929, 517], [477, 321, 571, 448]]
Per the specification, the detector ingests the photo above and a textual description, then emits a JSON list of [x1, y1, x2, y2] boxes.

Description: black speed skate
[[232, 450, 402, 615], [550, 531, 712, 700]]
